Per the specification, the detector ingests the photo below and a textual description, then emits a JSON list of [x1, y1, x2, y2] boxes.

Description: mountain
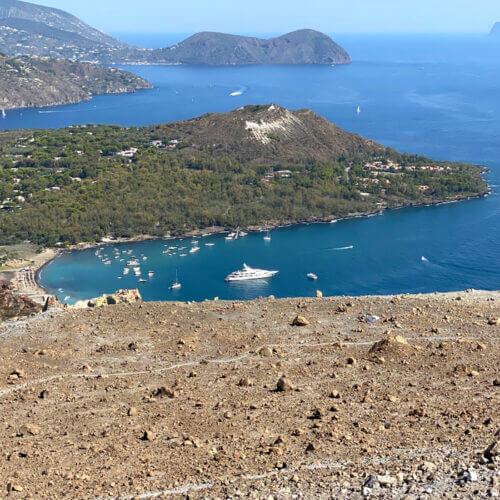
[[156, 30, 351, 65], [490, 23, 500, 36], [0, 54, 152, 110], [0, 0, 350, 65], [153, 104, 376, 163]]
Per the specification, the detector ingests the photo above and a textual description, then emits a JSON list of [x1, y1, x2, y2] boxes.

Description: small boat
[[263, 231, 271, 241], [239, 231, 248, 237], [189, 246, 200, 254], [205, 243, 215, 247], [170, 270, 181, 289], [148, 271, 155, 276], [225, 263, 278, 282], [142, 256, 148, 261], [127, 260, 140, 266], [225, 232, 237, 240], [123, 268, 130, 275], [138, 278, 147, 283], [180, 253, 187, 257], [307, 273, 318, 280], [356, 105, 361, 114]]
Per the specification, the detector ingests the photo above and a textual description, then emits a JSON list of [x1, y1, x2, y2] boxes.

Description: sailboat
[[356, 105, 361, 114], [170, 270, 181, 290], [263, 231, 271, 241]]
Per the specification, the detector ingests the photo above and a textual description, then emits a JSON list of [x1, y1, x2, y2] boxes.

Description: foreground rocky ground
[[0, 291, 498, 498]]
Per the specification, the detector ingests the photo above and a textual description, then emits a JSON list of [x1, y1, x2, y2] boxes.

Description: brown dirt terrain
[[0, 291, 498, 498]]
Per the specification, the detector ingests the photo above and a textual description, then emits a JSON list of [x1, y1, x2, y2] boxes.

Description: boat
[[127, 260, 140, 266], [357, 105, 361, 114], [239, 231, 248, 237], [148, 271, 155, 276], [225, 232, 237, 240], [307, 273, 318, 280], [170, 270, 181, 289], [1, 108, 6, 118], [205, 243, 215, 247], [189, 246, 200, 254], [123, 268, 130, 275], [138, 278, 147, 283], [263, 231, 271, 241], [225, 263, 278, 282]]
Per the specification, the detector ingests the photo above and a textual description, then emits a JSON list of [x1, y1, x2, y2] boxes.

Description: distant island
[[0, 0, 350, 65], [490, 23, 500, 36], [0, 54, 152, 111], [155, 30, 351, 66], [0, 105, 487, 246]]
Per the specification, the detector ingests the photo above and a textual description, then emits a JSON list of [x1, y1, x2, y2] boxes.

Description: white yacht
[[123, 267, 130, 275], [225, 263, 278, 282], [127, 259, 140, 266], [263, 231, 271, 241], [189, 246, 200, 254], [307, 273, 318, 280]]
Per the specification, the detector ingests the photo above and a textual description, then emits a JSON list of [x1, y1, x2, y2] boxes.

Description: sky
[[27, 0, 500, 35]]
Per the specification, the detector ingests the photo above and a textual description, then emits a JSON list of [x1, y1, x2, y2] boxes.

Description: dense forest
[[0, 111, 488, 247]]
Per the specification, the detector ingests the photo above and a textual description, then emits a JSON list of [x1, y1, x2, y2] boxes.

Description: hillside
[[490, 22, 500, 36], [0, 105, 488, 246], [153, 104, 378, 163], [0, 54, 152, 110], [0, 0, 350, 65], [0, 290, 498, 497], [156, 30, 351, 65]]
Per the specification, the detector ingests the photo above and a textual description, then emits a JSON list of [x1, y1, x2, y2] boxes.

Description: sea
[[2, 34, 498, 303]]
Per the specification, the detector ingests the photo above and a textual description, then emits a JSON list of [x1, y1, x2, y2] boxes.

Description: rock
[[306, 442, 317, 452], [419, 461, 437, 472], [377, 474, 396, 487], [7, 483, 23, 492], [238, 377, 254, 387], [277, 376, 295, 392], [487, 317, 499, 325], [111, 289, 142, 305], [39, 390, 49, 399], [155, 387, 178, 398], [259, 347, 273, 357], [346, 357, 357, 365], [9, 368, 25, 379], [141, 430, 155, 441], [292, 315, 309, 326], [20, 423, 40, 436], [483, 441, 498, 462], [316, 290, 323, 298], [329, 390, 341, 399], [128, 407, 138, 416]]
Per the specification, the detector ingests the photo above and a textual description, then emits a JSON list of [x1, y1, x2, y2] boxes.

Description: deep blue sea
[[5, 34, 498, 302]]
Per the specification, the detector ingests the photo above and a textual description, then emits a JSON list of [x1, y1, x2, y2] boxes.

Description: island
[[0, 54, 152, 110], [0, 104, 487, 247], [0, 0, 350, 65]]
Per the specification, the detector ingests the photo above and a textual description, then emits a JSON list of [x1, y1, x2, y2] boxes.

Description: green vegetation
[[0, 122, 487, 247]]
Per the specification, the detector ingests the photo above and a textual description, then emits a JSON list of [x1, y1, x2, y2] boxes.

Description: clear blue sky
[[28, 0, 500, 34]]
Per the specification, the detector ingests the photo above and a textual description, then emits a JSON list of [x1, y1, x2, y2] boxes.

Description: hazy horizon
[[25, 0, 500, 35]]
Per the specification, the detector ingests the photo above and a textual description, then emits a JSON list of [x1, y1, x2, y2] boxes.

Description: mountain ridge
[[0, 0, 350, 65]]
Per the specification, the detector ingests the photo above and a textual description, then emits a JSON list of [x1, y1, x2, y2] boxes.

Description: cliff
[[0, 54, 152, 110]]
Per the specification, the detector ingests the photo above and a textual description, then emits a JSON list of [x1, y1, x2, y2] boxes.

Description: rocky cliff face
[[0, 280, 41, 320], [0, 55, 152, 110]]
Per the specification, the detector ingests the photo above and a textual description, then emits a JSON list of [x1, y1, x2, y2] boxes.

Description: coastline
[[32, 189, 490, 296]]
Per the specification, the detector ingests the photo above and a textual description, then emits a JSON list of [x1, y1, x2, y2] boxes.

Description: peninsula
[[0, 0, 350, 65], [0, 54, 152, 111], [0, 105, 487, 247]]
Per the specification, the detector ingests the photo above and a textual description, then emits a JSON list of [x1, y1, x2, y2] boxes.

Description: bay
[[3, 34, 497, 301]]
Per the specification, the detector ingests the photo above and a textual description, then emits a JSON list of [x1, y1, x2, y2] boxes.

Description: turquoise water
[[5, 34, 498, 301]]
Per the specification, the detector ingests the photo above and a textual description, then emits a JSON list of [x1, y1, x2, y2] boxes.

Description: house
[[151, 140, 163, 148], [117, 147, 138, 158]]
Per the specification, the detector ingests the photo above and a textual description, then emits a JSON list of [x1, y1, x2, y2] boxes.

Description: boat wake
[[229, 86, 247, 97], [332, 245, 354, 251]]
